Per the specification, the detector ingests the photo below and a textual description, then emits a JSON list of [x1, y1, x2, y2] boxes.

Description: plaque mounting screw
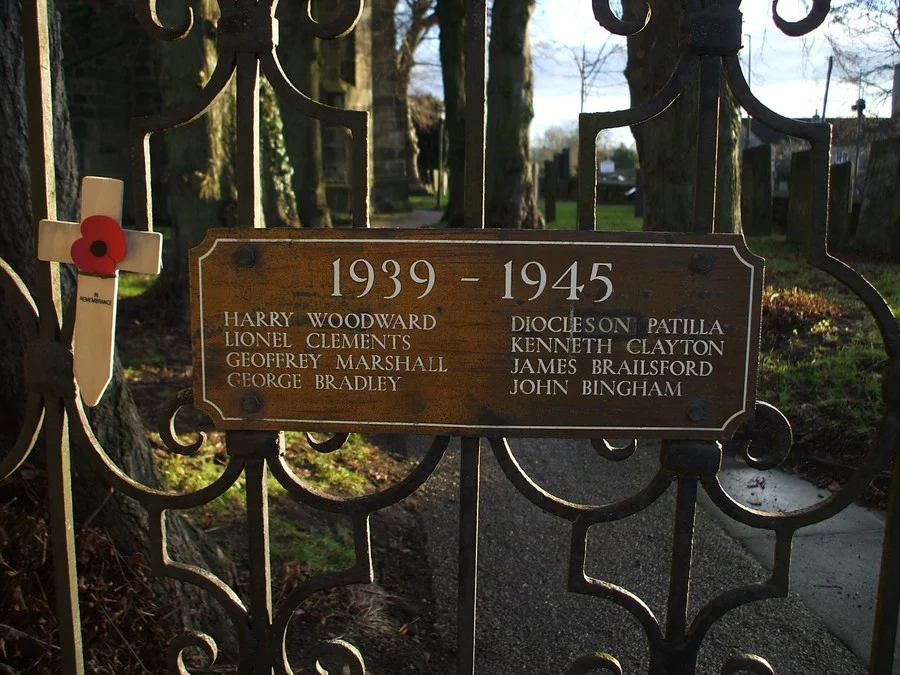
[[691, 252, 716, 275], [687, 401, 709, 422], [241, 392, 263, 413], [235, 245, 258, 268]]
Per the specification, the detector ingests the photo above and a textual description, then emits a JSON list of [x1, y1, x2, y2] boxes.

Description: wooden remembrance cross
[[38, 177, 163, 406]]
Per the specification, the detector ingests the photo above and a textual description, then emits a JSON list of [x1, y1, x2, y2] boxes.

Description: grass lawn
[[373, 196, 644, 231], [409, 193, 442, 211], [540, 200, 643, 231], [744, 235, 897, 493]]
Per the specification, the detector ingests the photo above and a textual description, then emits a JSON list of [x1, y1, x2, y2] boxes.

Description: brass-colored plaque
[[190, 229, 764, 439]]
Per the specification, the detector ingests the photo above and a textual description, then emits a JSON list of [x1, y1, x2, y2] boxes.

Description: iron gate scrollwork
[[2, 0, 900, 673]]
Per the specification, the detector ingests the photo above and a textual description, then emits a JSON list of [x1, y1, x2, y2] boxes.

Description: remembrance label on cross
[[189, 228, 764, 440], [37, 177, 163, 406]]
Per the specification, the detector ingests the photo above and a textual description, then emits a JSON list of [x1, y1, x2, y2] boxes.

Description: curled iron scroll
[[157, 389, 208, 456], [136, 0, 193, 41], [310, 639, 366, 675], [592, 0, 651, 35], [298, 0, 365, 39], [565, 652, 623, 674], [490, 438, 672, 522], [0, 257, 43, 481], [166, 631, 219, 675], [721, 653, 776, 675], [0, 257, 39, 339], [728, 401, 793, 471], [772, 0, 831, 37], [591, 438, 638, 462], [306, 431, 350, 453]]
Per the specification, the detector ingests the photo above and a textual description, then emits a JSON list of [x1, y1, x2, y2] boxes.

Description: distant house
[[740, 115, 899, 195]]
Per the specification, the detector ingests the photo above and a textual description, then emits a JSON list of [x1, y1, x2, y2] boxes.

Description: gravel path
[[406, 437, 866, 674]]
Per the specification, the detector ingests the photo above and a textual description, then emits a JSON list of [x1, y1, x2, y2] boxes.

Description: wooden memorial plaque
[[190, 229, 764, 439]]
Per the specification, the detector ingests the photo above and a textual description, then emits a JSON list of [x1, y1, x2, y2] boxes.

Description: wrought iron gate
[[2, 0, 899, 673]]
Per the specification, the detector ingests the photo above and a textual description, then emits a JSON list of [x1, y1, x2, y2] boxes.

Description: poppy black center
[[90, 240, 107, 257]]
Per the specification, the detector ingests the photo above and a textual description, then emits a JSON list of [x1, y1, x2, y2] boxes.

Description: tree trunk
[[149, 0, 238, 328], [397, 65, 427, 194], [623, 0, 741, 233], [436, 0, 467, 227], [396, 0, 436, 195], [404, 86, 427, 193], [278, 0, 332, 228], [484, 0, 544, 229], [0, 0, 237, 659]]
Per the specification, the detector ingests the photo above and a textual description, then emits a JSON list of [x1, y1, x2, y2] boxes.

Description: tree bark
[[436, 0, 467, 227], [278, 0, 332, 228], [0, 0, 236, 657], [484, 0, 544, 229], [623, 0, 741, 233]]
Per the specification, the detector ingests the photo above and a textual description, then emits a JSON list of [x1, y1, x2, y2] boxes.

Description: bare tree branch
[[565, 35, 624, 112], [827, 0, 900, 102]]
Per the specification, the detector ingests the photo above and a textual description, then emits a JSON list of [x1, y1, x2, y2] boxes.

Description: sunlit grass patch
[[119, 272, 157, 298], [269, 516, 355, 573], [281, 432, 399, 497], [753, 238, 892, 463], [151, 431, 245, 528], [541, 200, 642, 231]]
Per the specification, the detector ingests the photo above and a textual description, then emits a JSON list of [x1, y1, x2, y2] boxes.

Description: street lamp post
[[436, 111, 445, 209], [852, 96, 866, 194]]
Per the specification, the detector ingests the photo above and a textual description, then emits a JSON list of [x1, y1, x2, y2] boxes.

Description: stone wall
[[320, 5, 373, 205]]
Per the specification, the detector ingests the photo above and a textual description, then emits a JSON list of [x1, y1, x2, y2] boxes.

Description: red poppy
[[70, 215, 127, 276]]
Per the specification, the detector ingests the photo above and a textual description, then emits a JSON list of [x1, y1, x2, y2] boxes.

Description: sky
[[527, 1, 896, 147], [412, 1, 897, 149]]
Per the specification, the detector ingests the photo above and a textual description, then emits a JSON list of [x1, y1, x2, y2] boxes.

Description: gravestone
[[740, 145, 773, 235], [787, 150, 813, 246], [544, 160, 557, 224], [828, 161, 853, 252], [855, 137, 900, 258], [557, 149, 571, 197], [634, 168, 644, 219]]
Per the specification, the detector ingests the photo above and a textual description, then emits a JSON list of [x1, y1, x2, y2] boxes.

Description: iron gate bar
[[693, 56, 721, 233], [465, 0, 488, 229], [875, 446, 900, 669], [457, 437, 482, 675], [237, 52, 263, 231], [20, 0, 84, 674], [459, 2, 488, 672]]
